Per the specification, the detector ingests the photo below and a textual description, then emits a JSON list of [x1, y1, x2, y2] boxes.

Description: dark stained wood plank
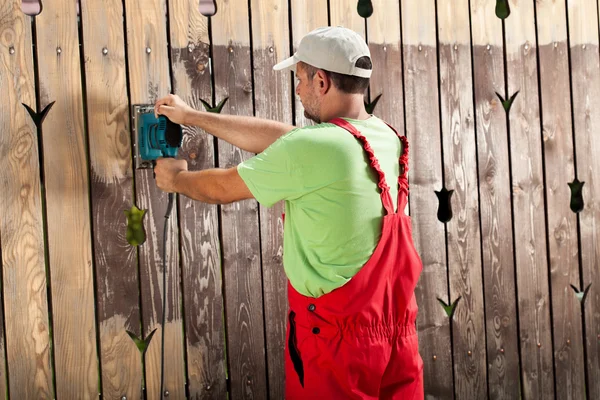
[[504, 0, 555, 398], [470, 0, 520, 398], [123, 0, 186, 398], [567, 0, 600, 397], [33, 0, 99, 397], [437, 2, 487, 398], [290, 0, 328, 128], [535, 1, 586, 398], [250, 0, 293, 398], [79, 0, 142, 398], [212, 0, 268, 398], [400, 0, 452, 398], [167, 0, 227, 397], [0, 1, 53, 398]]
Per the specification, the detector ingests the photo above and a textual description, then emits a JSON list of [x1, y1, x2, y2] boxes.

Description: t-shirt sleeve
[[237, 129, 305, 208]]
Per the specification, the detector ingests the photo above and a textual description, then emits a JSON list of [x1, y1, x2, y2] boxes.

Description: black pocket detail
[[288, 311, 305, 387]]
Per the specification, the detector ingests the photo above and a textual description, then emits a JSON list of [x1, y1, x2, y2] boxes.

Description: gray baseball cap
[[273, 26, 372, 78]]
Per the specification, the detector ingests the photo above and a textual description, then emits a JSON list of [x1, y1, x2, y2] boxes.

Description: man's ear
[[315, 69, 331, 95]]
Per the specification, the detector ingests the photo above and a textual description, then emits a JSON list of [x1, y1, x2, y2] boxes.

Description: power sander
[[131, 104, 182, 398]]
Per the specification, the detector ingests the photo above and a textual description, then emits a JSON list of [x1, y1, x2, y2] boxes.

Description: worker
[[153, 26, 424, 399]]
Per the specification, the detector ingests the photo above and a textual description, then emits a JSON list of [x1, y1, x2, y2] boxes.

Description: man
[[154, 26, 424, 399]]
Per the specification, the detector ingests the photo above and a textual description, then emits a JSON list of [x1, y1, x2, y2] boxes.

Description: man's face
[[295, 64, 321, 123]]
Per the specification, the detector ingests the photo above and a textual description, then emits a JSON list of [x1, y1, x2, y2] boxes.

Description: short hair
[[301, 57, 372, 94]]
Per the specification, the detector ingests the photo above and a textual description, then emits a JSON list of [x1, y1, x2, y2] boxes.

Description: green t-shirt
[[237, 116, 402, 298]]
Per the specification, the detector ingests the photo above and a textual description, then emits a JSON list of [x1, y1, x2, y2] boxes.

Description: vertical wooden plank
[[470, 0, 521, 398], [79, 0, 142, 398], [250, 0, 293, 398], [0, 1, 53, 398], [123, 0, 186, 398], [567, 0, 600, 397], [290, 0, 329, 127], [400, 0, 452, 398], [167, 0, 227, 397], [0, 243, 6, 399], [33, 0, 99, 397], [329, 0, 365, 39], [504, 0, 555, 398], [212, 0, 268, 398], [437, 1, 487, 398], [367, 1, 405, 132], [535, 0, 586, 398]]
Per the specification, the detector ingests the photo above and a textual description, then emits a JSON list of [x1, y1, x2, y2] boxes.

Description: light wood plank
[[123, 0, 186, 398], [329, 0, 365, 39], [290, 0, 329, 127], [212, 0, 268, 397], [470, 0, 521, 398], [400, 0, 452, 398], [167, 0, 227, 397], [33, 0, 99, 397], [535, 0, 586, 398], [79, 0, 143, 398], [567, 0, 600, 397], [437, 1, 487, 398], [0, 1, 52, 398], [250, 0, 293, 398]]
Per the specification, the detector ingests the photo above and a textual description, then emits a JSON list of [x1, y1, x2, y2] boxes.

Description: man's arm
[[173, 167, 254, 204], [154, 94, 296, 153]]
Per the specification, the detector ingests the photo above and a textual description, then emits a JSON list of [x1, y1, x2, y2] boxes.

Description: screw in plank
[[9, 46, 15, 55], [554, 42, 558, 48], [228, 46, 234, 53], [432, 355, 437, 361], [383, 46, 387, 52], [146, 47, 152, 54], [163, 390, 169, 397], [56, 47, 62, 55], [206, 385, 211, 391], [500, 348, 505, 354], [269, 46, 274, 53], [486, 44, 491, 51], [102, 47, 108, 55], [582, 45, 586, 50], [121, 397, 127, 400], [567, 339, 571, 345], [537, 342, 542, 348], [418, 45, 422, 52], [468, 351, 472, 357]]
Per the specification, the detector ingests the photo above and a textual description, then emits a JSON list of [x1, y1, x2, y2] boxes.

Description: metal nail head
[[56, 47, 62, 55], [146, 47, 152, 54], [102, 47, 108, 55], [9, 46, 15, 55]]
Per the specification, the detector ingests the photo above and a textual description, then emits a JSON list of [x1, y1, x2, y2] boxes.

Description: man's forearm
[[173, 168, 253, 204], [185, 110, 295, 153]]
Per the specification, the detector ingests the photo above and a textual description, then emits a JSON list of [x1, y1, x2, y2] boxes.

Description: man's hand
[[154, 158, 188, 193], [154, 94, 194, 125]]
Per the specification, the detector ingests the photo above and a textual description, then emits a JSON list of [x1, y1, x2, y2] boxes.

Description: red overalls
[[284, 118, 424, 399]]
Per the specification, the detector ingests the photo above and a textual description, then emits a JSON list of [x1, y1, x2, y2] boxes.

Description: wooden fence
[[0, 0, 598, 399]]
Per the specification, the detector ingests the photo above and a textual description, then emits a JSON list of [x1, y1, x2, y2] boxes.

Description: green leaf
[[568, 179, 585, 213], [496, 91, 519, 113], [495, 0, 511, 20], [124, 205, 147, 246], [357, 0, 374, 18], [200, 97, 229, 113], [365, 93, 382, 114], [126, 328, 157, 355], [571, 283, 592, 303], [437, 296, 461, 318]]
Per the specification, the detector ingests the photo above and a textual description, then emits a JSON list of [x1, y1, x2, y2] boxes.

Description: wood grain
[[33, 0, 99, 397], [437, 0, 487, 398], [79, 0, 143, 398], [123, 0, 186, 398], [250, 0, 293, 398], [167, 0, 227, 397], [400, 0, 452, 398], [567, 0, 600, 397], [0, 2, 52, 397], [329, 0, 365, 39], [212, 0, 268, 398], [290, 0, 328, 128], [535, 0, 586, 398], [504, 0, 555, 398], [470, 0, 520, 398]]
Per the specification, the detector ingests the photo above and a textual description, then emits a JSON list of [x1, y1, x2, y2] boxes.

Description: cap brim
[[273, 55, 298, 72]]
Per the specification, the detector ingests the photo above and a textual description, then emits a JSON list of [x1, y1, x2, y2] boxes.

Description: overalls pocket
[[288, 311, 305, 387]]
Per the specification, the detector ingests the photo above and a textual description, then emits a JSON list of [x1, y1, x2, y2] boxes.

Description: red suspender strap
[[382, 121, 409, 195], [329, 118, 395, 215]]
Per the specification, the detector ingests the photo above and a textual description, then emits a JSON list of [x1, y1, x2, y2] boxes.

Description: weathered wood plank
[[0, 1, 53, 398], [79, 1, 143, 398], [123, 0, 186, 398], [329, 0, 365, 39], [290, 0, 328, 127], [250, 0, 293, 398], [367, 0, 404, 136], [167, 0, 227, 397], [437, 1, 487, 398], [212, 0, 268, 398], [400, 0, 452, 398], [567, 0, 600, 397], [535, 0, 586, 398], [0, 241, 5, 398], [470, 0, 520, 398], [504, 0, 555, 398], [33, 0, 99, 397]]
